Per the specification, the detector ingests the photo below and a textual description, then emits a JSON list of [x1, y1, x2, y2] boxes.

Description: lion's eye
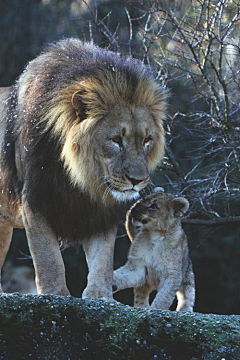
[[111, 136, 123, 149], [143, 135, 153, 146], [148, 203, 158, 210]]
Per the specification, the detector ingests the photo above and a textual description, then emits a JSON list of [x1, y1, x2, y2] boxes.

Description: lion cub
[[113, 188, 195, 311]]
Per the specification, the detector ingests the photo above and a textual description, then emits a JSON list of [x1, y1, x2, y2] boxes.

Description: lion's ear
[[171, 197, 189, 217], [71, 90, 88, 122]]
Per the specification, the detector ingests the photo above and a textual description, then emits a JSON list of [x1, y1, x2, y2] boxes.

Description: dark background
[[1, 0, 240, 315]]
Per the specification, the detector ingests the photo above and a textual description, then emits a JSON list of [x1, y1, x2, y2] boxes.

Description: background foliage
[[1, 0, 240, 315]]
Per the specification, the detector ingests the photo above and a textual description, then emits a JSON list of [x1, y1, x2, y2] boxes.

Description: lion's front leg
[[22, 201, 70, 296], [82, 227, 117, 300]]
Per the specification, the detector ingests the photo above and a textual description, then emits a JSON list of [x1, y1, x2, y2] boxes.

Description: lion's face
[[91, 106, 164, 202]]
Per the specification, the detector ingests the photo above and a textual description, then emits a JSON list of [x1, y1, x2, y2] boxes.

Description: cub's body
[[113, 189, 195, 311]]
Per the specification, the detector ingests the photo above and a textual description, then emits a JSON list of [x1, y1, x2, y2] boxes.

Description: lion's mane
[[1, 38, 167, 243]]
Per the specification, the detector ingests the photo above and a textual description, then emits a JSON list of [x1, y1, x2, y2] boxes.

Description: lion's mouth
[[111, 190, 140, 202], [107, 185, 139, 202], [107, 182, 139, 193], [105, 180, 142, 202]]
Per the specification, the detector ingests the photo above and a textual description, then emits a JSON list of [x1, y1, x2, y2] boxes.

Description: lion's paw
[[82, 285, 113, 301]]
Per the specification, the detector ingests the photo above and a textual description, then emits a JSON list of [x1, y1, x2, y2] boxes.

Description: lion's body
[[113, 190, 195, 311], [0, 39, 167, 298]]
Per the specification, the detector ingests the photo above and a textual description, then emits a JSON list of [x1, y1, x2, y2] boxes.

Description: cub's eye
[[143, 135, 153, 146], [148, 203, 158, 210], [111, 136, 123, 149]]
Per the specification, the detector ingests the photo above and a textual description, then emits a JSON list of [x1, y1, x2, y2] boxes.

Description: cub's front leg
[[151, 274, 182, 310], [113, 261, 146, 293]]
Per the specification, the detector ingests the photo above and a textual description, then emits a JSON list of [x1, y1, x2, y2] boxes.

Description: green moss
[[0, 294, 240, 359]]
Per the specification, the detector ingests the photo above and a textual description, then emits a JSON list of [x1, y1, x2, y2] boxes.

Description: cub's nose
[[126, 174, 148, 187]]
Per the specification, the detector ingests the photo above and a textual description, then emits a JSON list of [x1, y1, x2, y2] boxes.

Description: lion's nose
[[126, 175, 147, 187]]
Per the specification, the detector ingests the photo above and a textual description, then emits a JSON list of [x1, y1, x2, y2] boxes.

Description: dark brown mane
[[1, 38, 167, 243]]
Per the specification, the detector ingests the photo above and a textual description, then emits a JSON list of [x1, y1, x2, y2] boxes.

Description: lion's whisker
[[103, 183, 114, 201], [95, 178, 109, 194], [92, 175, 106, 188]]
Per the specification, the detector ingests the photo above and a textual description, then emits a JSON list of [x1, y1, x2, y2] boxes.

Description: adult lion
[[0, 38, 167, 299]]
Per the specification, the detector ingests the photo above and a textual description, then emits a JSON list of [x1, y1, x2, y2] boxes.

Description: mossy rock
[[0, 294, 240, 359]]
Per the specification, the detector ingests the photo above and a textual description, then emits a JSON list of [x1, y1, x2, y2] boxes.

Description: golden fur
[[17, 39, 167, 201], [113, 189, 195, 311], [0, 39, 168, 299]]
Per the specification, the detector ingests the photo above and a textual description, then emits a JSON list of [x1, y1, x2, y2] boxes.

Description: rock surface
[[0, 293, 239, 359]]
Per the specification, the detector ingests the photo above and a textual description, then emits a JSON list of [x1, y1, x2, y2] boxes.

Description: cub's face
[[93, 106, 164, 202], [126, 190, 189, 241]]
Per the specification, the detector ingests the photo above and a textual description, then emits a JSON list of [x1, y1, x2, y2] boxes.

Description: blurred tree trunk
[[0, 294, 239, 359]]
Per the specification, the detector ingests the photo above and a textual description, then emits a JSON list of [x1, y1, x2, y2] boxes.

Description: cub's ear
[[171, 197, 189, 217], [71, 90, 88, 122]]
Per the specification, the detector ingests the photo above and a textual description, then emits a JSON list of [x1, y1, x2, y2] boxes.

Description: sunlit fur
[[17, 39, 167, 203], [1, 38, 168, 243]]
